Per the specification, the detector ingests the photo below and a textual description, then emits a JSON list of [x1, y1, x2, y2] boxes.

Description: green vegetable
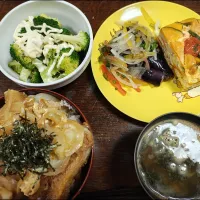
[[62, 28, 72, 35], [140, 41, 146, 49], [32, 58, 47, 73], [10, 44, 35, 70], [39, 49, 58, 83], [51, 31, 90, 52], [33, 14, 61, 29], [9, 14, 90, 84], [30, 69, 43, 83], [40, 68, 57, 83], [20, 24, 71, 36], [58, 48, 80, 75], [40, 48, 79, 82], [98, 45, 112, 67], [19, 27, 26, 34], [20, 20, 71, 35], [19, 67, 31, 82], [189, 30, 200, 40], [150, 41, 158, 52], [8, 60, 22, 74], [0, 115, 58, 178], [46, 49, 57, 67]]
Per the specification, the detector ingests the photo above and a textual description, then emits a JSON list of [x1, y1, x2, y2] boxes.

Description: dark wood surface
[[0, 0, 199, 199]]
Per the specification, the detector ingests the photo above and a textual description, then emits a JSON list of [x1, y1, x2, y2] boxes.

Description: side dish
[[98, 19, 173, 95], [0, 90, 93, 199], [136, 117, 200, 199], [158, 18, 200, 90], [8, 14, 90, 83]]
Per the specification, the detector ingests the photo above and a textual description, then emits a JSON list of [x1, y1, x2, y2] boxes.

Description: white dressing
[[57, 44, 74, 68], [42, 43, 74, 75], [47, 59, 57, 76], [42, 44, 57, 65], [13, 15, 74, 64]]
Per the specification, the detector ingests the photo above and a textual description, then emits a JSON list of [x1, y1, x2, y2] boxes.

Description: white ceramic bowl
[[0, 1, 93, 90]]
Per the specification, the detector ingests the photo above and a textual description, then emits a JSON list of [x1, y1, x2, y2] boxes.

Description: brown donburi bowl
[[0, 88, 94, 200]]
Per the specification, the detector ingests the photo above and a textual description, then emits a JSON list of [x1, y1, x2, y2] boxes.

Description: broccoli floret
[[10, 44, 35, 70], [57, 48, 80, 75], [19, 26, 40, 33], [19, 27, 27, 33], [33, 14, 61, 29], [47, 49, 56, 60], [30, 69, 43, 83], [46, 49, 57, 67], [20, 18, 70, 35], [40, 48, 79, 83], [51, 31, 90, 52], [8, 60, 23, 74], [61, 28, 72, 35], [39, 49, 58, 83]]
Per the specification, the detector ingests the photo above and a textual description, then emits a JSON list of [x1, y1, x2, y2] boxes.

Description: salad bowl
[[0, 1, 93, 89]]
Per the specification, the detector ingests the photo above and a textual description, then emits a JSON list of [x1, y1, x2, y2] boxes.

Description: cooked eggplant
[[141, 68, 164, 86], [140, 46, 174, 86], [148, 46, 174, 81]]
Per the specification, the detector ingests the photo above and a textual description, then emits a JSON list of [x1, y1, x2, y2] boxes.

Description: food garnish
[[8, 14, 90, 83], [0, 114, 58, 178]]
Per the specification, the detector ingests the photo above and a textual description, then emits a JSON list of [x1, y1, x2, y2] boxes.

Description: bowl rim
[[0, 88, 94, 199], [0, 0, 93, 87], [134, 112, 200, 200]]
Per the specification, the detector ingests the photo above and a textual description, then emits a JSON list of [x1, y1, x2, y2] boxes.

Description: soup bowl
[[134, 112, 200, 200]]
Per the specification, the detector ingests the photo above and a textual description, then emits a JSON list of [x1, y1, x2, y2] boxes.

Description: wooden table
[[0, 0, 199, 199]]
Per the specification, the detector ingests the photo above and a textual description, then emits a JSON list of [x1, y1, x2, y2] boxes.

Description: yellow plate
[[91, 1, 200, 123]]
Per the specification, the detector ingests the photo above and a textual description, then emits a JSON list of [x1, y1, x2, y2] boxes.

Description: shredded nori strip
[[0, 114, 59, 178]]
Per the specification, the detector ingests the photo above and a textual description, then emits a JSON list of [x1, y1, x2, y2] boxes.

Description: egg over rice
[[0, 90, 93, 199]]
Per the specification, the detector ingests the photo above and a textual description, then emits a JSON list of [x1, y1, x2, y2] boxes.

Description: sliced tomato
[[184, 37, 200, 57], [101, 64, 126, 96]]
